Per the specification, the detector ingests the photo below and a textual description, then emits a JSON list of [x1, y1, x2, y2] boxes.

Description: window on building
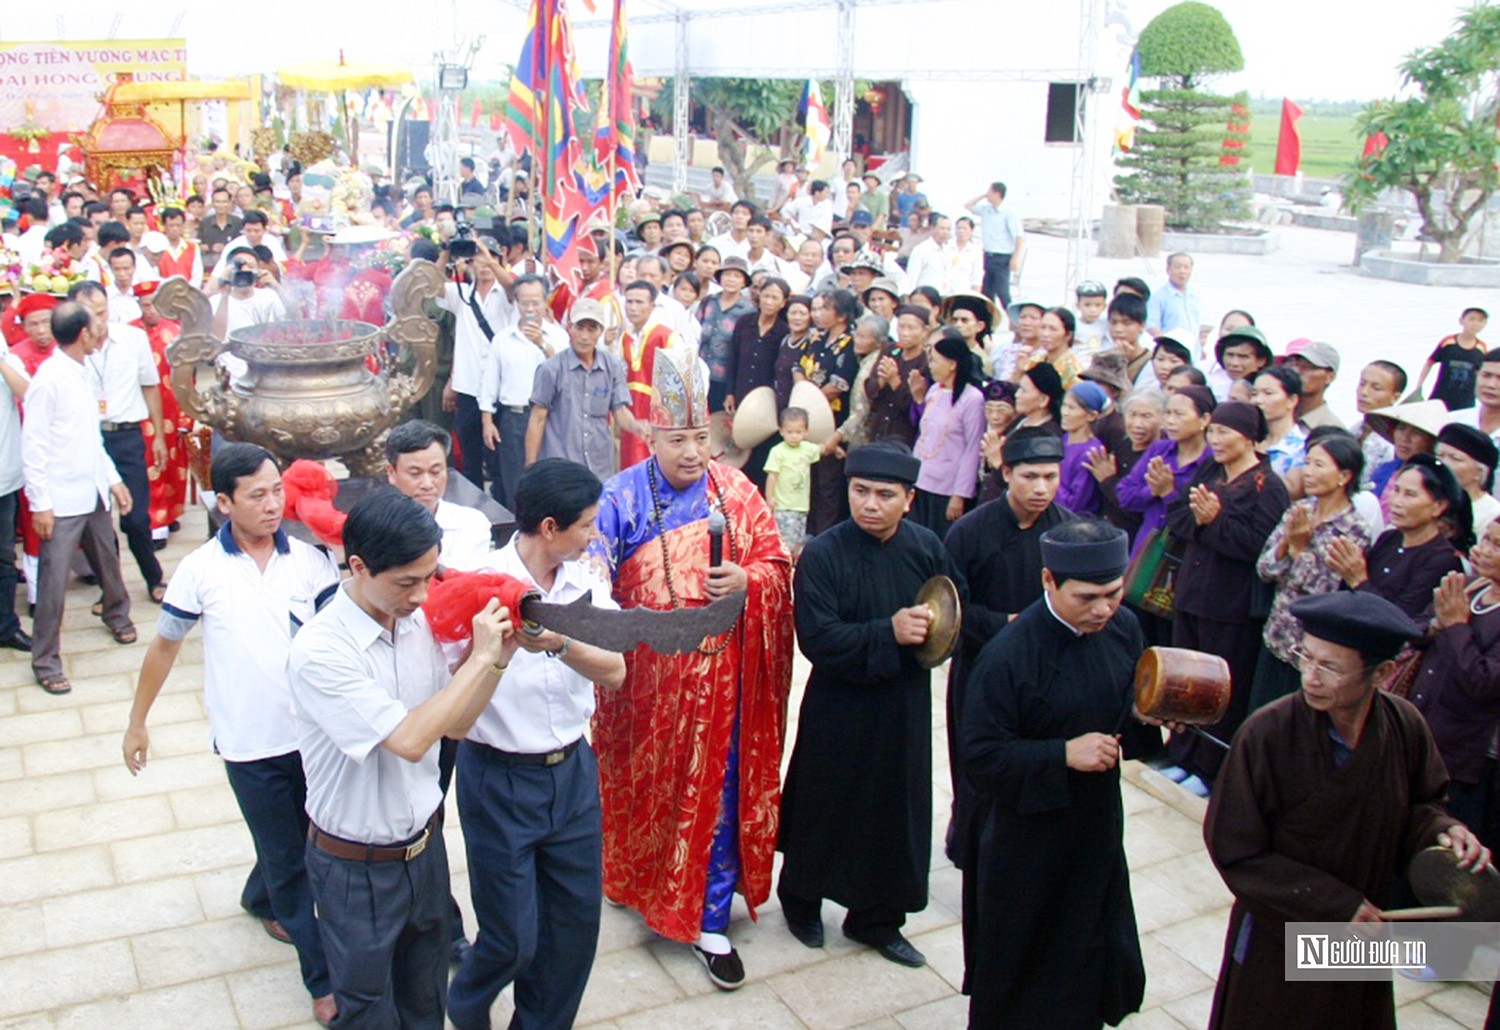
[[1045, 82, 1083, 144]]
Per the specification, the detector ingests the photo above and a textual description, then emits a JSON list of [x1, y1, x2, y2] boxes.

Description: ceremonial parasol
[[275, 56, 415, 166]]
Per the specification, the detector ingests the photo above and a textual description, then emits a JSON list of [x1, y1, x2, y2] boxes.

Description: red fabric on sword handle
[[422, 570, 539, 643], [280, 460, 347, 548]]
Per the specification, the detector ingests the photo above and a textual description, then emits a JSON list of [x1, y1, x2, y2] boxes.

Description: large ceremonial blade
[[519, 591, 746, 655]]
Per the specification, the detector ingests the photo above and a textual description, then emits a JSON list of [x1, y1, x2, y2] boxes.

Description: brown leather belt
[[309, 809, 441, 863]]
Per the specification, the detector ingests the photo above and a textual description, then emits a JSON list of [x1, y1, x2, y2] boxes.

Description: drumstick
[[1378, 905, 1463, 921]]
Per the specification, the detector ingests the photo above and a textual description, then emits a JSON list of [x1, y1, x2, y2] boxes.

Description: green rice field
[[1243, 111, 1363, 181]]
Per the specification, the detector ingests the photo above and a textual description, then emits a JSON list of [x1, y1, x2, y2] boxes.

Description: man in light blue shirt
[[964, 181, 1025, 314], [1145, 252, 1203, 342]]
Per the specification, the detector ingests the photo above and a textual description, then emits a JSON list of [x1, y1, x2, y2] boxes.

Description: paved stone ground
[[1, 223, 1493, 1029]]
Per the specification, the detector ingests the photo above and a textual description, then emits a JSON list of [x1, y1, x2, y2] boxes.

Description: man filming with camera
[[211, 247, 287, 384], [436, 223, 515, 502]]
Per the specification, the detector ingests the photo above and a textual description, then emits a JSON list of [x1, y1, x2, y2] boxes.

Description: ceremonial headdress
[[1041, 520, 1130, 584], [15, 293, 57, 319], [1288, 592, 1421, 664], [844, 441, 921, 485], [132, 281, 161, 298], [649, 347, 710, 430]]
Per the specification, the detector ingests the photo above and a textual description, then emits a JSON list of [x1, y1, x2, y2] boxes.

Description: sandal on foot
[[90, 596, 104, 617], [149, 583, 167, 604], [110, 625, 138, 645], [38, 676, 71, 695]]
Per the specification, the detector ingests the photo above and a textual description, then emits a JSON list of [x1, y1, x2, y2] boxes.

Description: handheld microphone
[[708, 509, 725, 569]]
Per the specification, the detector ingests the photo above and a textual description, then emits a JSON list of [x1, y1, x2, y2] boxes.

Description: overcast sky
[[0, 0, 1478, 103], [1127, 0, 1471, 101]]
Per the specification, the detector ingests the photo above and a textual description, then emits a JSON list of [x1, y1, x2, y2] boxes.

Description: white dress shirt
[[949, 240, 985, 293], [905, 237, 956, 293], [289, 584, 453, 844], [466, 539, 618, 753], [707, 231, 750, 261], [783, 195, 834, 238], [21, 351, 123, 516], [158, 524, 339, 762], [15, 226, 48, 270], [479, 321, 563, 412], [105, 282, 141, 324], [88, 322, 158, 424], [0, 351, 27, 497], [437, 280, 512, 398], [434, 499, 494, 572]]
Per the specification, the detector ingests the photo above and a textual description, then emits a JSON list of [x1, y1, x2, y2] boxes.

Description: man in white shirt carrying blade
[[290, 489, 516, 1029], [447, 458, 626, 1030]]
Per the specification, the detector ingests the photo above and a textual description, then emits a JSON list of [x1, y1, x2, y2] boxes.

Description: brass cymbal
[[915, 574, 961, 669], [1408, 845, 1500, 921]]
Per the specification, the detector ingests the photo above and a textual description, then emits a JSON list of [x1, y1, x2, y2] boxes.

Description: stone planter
[[1159, 229, 1280, 256], [1290, 211, 1358, 232], [1359, 249, 1500, 288]]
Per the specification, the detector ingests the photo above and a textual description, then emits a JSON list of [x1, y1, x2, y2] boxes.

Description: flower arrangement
[[0, 248, 21, 293], [24, 247, 86, 296]]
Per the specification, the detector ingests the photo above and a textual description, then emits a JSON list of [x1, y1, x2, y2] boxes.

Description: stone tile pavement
[[1, 225, 1493, 1028]]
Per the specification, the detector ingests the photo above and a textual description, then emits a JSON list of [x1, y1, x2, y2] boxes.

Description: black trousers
[[224, 751, 330, 997], [807, 451, 848, 537], [0, 489, 20, 637], [982, 252, 1013, 315], [453, 393, 497, 494], [306, 827, 451, 1029], [447, 740, 602, 1030], [490, 407, 529, 511], [102, 427, 163, 590]]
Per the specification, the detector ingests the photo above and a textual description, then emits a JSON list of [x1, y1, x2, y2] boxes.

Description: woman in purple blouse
[[1056, 382, 1108, 515], [1115, 385, 1215, 557], [912, 331, 985, 540]]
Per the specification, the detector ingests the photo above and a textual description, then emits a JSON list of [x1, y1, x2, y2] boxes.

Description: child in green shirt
[[763, 407, 821, 557]]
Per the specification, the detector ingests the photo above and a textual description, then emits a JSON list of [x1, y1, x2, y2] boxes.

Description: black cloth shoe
[[843, 927, 925, 968], [785, 916, 824, 949], [449, 937, 473, 967], [0, 628, 32, 652], [693, 945, 746, 990]]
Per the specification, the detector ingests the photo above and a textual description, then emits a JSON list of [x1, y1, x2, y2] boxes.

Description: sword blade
[[520, 591, 747, 655]]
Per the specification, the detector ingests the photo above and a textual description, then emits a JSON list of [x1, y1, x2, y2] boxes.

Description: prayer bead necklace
[[646, 459, 740, 655]]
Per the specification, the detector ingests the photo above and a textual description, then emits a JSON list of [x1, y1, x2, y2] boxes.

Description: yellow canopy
[[276, 62, 414, 92], [112, 80, 253, 103]]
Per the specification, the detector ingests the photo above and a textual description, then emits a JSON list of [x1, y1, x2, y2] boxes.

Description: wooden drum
[[1133, 647, 1231, 725]]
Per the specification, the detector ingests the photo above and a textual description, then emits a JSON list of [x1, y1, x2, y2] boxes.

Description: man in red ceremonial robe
[[154, 207, 203, 286], [589, 346, 793, 991], [618, 281, 682, 470], [130, 283, 190, 538]]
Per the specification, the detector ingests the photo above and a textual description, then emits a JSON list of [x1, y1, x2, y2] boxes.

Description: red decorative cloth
[[422, 570, 538, 643], [281, 460, 347, 547]]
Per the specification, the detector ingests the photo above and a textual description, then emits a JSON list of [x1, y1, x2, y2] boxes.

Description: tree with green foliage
[[650, 78, 856, 197], [1346, 4, 1500, 263], [1113, 1, 1252, 231]]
